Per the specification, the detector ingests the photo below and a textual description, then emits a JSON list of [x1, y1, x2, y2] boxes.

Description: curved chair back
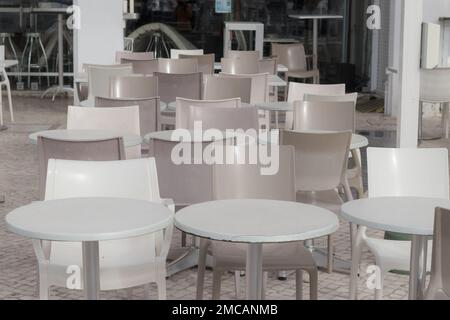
[[96, 96, 160, 136], [221, 57, 259, 74], [187, 105, 259, 131], [176, 97, 241, 129], [203, 75, 252, 103], [367, 148, 449, 198], [220, 73, 269, 104], [86, 64, 133, 101], [37, 136, 125, 200], [227, 50, 260, 60], [154, 72, 202, 103], [179, 53, 215, 75], [170, 49, 204, 59], [122, 58, 159, 75], [158, 58, 198, 73], [109, 74, 158, 99], [258, 58, 277, 75], [213, 145, 296, 201], [281, 130, 352, 191], [116, 51, 154, 63], [293, 101, 355, 132], [271, 43, 307, 71], [420, 68, 450, 103], [304, 92, 358, 106]]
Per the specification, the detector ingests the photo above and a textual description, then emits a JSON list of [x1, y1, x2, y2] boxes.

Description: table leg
[[409, 235, 427, 300], [275, 111, 279, 129], [82, 241, 100, 300], [312, 19, 318, 69], [246, 243, 263, 300]]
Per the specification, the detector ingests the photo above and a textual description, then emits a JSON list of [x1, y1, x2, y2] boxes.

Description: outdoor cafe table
[[175, 199, 339, 300], [5, 197, 173, 300], [340, 196, 450, 300]]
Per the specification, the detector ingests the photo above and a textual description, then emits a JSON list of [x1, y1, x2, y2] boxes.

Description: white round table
[[175, 199, 339, 300], [6, 197, 173, 300], [28, 129, 143, 148], [341, 196, 450, 300]]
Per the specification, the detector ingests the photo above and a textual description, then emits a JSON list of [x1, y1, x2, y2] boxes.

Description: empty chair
[[109, 74, 158, 99], [122, 58, 159, 75], [67, 106, 141, 159], [34, 158, 174, 299], [203, 75, 252, 103], [258, 58, 277, 75], [175, 97, 241, 129], [81, 64, 133, 107], [281, 130, 353, 272], [197, 145, 318, 300], [158, 58, 198, 73], [304, 92, 358, 105], [0, 54, 14, 126], [179, 53, 215, 75], [286, 83, 346, 129], [219, 73, 269, 104], [424, 207, 450, 300], [221, 57, 259, 75], [170, 49, 204, 59], [227, 50, 260, 60], [187, 105, 259, 131], [115, 51, 154, 63], [37, 136, 125, 200], [271, 43, 319, 83], [351, 148, 449, 300]]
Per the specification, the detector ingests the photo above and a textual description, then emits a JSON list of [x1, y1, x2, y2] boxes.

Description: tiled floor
[[0, 96, 444, 300]]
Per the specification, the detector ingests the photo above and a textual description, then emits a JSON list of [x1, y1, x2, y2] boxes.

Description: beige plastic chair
[[196, 145, 318, 300], [425, 207, 450, 300], [271, 43, 319, 83], [158, 58, 198, 73], [258, 58, 277, 75], [175, 97, 241, 129], [221, 57, 259, 75], [122, 58, 159, 75], [187, 105, 259, 131], [109, 74, 158, 99], [179, 53, 215, 75], [281, 130, 353, 273], [286, 82, 346, 129], [304, 92, 358, 105], [96, 96, 160, 138], [203, 74, 252, 103], [115, 51, 154, 63], [227, 50, 260, 60], [67, 105, 141, 159], [170, 49, 204, 59], [82, 64, 133, 107]]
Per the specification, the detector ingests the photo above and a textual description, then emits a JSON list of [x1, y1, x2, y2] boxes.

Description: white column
[[396, 0, 423, 147]]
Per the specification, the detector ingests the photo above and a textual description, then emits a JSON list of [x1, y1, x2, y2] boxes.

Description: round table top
[[29, 129, 143, 147], [6, 198, 173, 242], [175, 199, 339, 243], [350, 134, 369, 149], [340, 197, 450, 236]]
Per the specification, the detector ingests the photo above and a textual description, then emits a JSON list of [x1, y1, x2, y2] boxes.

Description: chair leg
[[156, 275, 167, 300], [374, 273, 384, 300], [234, 271, 241, 299], [327, 235, 334, 274], [0, 85, 3, 126], [261, 271, 268, 300], [212, 269, 223, 300], [27, 37, 33, 89], [6, 80, 13, 122], [38, 272, 49, 300], [196, 238, 209, 300], [295, 269, 303, 300], [307, 268, 318, 300], [37, 37, 50, 87], [350, 226, 365, 300]]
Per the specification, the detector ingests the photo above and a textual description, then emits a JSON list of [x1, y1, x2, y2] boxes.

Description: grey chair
[[37, 136, 125, 200], [115, 51, 154, 63], [227, 50, 260, 60], [109, 74, 158, 99], [221, 57, 259, 75], [179, 53, 215, 75], [425, 207, 450, 300], [196, 145, 318, 300], [122, 58, 159, 75], [203, 74, 252, 103]]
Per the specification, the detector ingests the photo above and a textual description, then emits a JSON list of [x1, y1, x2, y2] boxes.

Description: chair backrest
[[115, 51, 154, 63], [420, 68, 450, 103], [86, 64, 133, 100], [203, 74, 252, 103], [281, 130, 352, 191], [227, 50, 260, 60], [170, 49, 204, 59], [258, 58, 277, 75], [367, 148, 449, 198], [175, 97, 241, 129], [271, 43, 307, 71], [179, 53, 215, 75], [221, 57, 259, 75], [213, 145, 296, 201], [38, 136, 126, 200], [158, 58, 198, 73], [95, 97, 160, 136], [187, 105, 259, 131], [122, 58, 159, 75], [154, 72, 202, 103], [293, 101, 356, 132], [109, 74, 158, 99], [219, 73, 269, 104], [304, 92, 358, 106]]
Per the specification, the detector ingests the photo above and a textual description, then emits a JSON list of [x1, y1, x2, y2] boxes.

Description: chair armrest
[[161, 198, 175, 213]]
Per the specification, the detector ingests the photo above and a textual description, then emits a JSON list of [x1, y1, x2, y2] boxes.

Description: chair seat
[[211, 241, 316, 270], [287, 69, 320, 79], [364, 237, 432, 273]]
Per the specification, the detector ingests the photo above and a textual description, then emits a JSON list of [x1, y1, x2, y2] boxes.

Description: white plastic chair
[[67, 106, 141, 159], [170, 49, 204, 59], [0, 46, 14, 126], [350, 148, 449, 300], [34, 158, 174, 299]]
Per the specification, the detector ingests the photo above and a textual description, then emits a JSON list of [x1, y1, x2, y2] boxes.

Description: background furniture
[[224, 22, 264, 59]]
